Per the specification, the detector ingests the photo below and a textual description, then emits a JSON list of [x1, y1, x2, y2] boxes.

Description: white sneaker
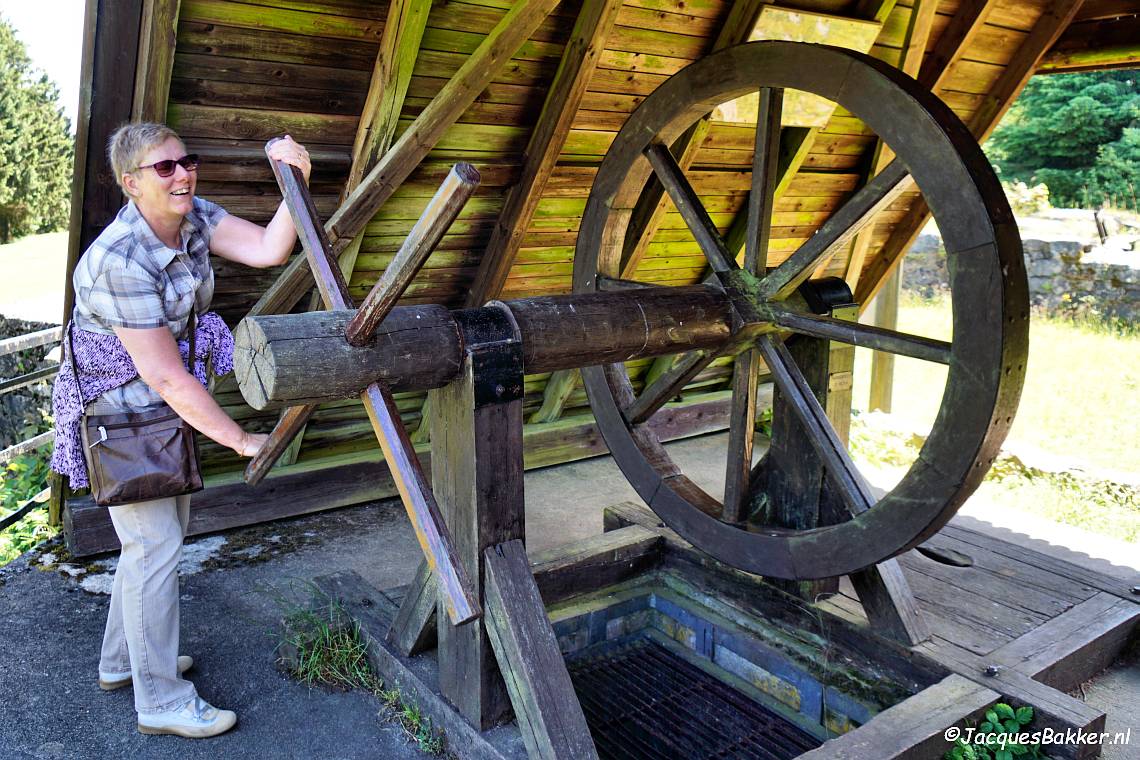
[[137, 696, 237, 738], [99, 655, 194, 691]]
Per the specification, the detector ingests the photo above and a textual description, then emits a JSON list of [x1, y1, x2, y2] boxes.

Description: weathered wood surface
[[798, 675, 998, 760], [132, 0, 181, 122], [387, 559, 439, 657], [483, 540, 599, 760], [433, 306, 525, 730]]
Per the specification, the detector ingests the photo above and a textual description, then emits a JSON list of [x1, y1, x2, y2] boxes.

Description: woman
[[51, 122, 310, 738]]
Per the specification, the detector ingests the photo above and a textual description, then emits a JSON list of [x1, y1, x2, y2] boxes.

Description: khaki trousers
[[98, 494, 198, 714]]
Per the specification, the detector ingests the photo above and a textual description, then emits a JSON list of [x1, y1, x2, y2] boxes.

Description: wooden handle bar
[[344, 163, 480, 346], [247, 140, 481, 626]]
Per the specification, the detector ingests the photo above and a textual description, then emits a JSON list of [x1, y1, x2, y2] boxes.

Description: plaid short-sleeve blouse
[[71, 197, 228, 410]]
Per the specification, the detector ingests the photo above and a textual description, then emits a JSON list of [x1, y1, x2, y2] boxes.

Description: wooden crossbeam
[[484, 540, 599, 760], [465, 0, 622, 307], [246, 0, 560, 319], [854, 0, 1086, 308]]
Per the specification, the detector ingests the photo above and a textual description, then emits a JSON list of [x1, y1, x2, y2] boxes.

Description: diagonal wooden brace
[[246, 139, 480, 625]]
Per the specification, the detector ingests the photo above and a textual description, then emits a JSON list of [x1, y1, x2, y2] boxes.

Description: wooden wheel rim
[[573, 42, 1029, 579]]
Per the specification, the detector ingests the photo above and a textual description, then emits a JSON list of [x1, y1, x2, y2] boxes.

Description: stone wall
[[901, 234, 1139, 323]]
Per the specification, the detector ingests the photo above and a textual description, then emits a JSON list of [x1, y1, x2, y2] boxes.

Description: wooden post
[[432, 305, 526, 730], [868, 263, 901, 413], [484, 540, 599, 760]]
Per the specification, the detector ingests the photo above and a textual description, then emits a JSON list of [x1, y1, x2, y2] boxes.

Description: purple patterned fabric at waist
[[49, 311, 234, 488]]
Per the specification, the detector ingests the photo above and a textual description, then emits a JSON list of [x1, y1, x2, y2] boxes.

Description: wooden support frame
[[466, 0, 623, 307], [432, 305, 527, 730], [388, 525, 665, 656], [483, 540, 599, 759], [855, 0, 1086, 308], [247, 151, 480, 626], [247, 0, 561, 320]]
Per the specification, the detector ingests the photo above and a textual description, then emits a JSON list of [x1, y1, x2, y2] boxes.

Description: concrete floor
[[0, 432, 1136, 759]]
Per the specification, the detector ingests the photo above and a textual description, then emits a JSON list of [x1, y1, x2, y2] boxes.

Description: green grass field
[[850, 294, 1139, 542], [0, 231, 69, 324]]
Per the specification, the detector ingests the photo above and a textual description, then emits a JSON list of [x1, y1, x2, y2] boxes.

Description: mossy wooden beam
[[349, 0, 432, 194], [132, 0, 181, 122], [1038, 41, 1140, 73], [529, 367, 580, 424], [466, 0, 623, 307], [245, 0, 561, 319], [855, 0, 1086, 309]]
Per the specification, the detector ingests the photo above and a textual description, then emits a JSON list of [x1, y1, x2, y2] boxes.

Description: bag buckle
[[89, 426, 108, 449]]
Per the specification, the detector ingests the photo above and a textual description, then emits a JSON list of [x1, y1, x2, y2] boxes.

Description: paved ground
[[1, 433, 1136, 759]]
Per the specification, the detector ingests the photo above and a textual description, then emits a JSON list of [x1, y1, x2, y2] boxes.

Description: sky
[[1, 2, 86, 131]]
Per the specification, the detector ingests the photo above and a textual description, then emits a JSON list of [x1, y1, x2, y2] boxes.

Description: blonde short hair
[[107, 122, 182, 190]]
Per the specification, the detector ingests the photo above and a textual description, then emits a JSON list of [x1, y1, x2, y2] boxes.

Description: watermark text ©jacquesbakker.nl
[[944, 726, 1132, 748]]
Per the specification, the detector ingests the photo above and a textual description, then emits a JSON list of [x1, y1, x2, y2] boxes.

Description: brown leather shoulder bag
[[69, 318, 203, 507]]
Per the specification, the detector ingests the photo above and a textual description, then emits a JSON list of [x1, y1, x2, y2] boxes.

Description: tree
[[985, 70, 1140, 210], [0, 15, 74, 243]]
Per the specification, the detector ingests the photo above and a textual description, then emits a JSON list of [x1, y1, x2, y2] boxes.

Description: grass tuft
[[263, 581, 448, 756]]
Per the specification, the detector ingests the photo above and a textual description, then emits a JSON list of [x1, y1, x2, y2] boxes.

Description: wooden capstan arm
[[246, 138, 481, 625]]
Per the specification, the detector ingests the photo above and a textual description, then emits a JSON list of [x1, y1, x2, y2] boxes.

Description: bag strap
[[66, 310, 199, 413], [66, 321, 83, 411]]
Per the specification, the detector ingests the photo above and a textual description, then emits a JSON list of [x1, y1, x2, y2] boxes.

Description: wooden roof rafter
[[244, 0, 564, 321], [529, 0, 771, 427], [843, 0, 939, 293], [465, 0, 625, 307], [855, 0, 1089, 307]]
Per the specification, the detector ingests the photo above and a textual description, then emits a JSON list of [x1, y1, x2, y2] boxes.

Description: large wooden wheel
[[574, 41, 1029, 580]]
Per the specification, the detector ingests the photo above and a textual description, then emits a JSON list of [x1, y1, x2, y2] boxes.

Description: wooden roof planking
[[64, 0, 1139, 518]]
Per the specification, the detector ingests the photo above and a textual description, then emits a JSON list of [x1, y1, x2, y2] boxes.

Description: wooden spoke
[[756, 335, 875, 516], [746, 87, 784, 276], [642, 141, 737, 274], [624, 348, 718, 425], [756, 159, 912, 301], [245, 405, 315, 486], [722, 349, 761, 523], [772, 308, 952, 364], [345, 163, 480, 345]]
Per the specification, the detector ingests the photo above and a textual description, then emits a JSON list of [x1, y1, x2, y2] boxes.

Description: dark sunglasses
[[135, 154, 200, 178]]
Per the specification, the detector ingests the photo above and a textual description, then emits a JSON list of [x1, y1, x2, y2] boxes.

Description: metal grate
[[569, 639, 823, 760]]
